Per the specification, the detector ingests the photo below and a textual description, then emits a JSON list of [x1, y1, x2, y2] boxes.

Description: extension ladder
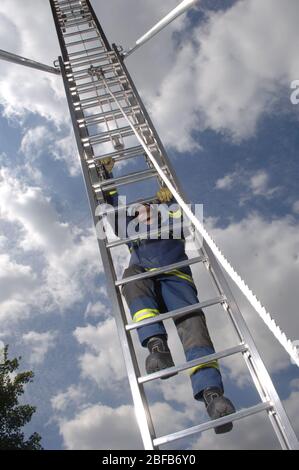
[[49, 0, 299, 450]]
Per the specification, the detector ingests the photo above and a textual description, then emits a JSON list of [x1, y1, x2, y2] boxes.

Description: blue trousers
[[122, 264, 223, 400]]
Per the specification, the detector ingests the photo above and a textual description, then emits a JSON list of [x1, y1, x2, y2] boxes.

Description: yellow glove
[[101, 157, 115, 173], [156, 187, 173, 203]]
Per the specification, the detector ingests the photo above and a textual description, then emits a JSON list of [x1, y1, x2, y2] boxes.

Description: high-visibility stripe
[[145, 267, 195, 285], [169, 209, 182, 219], [108, 189, 117, 196], [168, 269, 194, 284], [133, 308, 159, 322], [189, 360, 219, 376]]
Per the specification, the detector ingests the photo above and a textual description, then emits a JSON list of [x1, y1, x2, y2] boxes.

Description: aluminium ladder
[[49, 0, 299, 450]]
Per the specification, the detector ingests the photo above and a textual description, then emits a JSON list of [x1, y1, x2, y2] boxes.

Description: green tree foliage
[[0, 345, 43, 450]]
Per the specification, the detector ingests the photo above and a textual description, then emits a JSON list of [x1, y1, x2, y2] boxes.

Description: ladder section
[[50, 0, 299, 450]]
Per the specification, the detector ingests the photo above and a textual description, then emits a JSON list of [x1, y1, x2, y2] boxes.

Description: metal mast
[[49, 0, 298, 450]]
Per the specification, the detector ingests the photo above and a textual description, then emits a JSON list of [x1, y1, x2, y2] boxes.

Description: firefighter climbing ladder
[[44, 0, 298, 450]]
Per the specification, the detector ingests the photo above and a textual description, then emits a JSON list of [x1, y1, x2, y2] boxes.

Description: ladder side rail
[[58, 54, 157, 450], [50, 0, 158, 447], [113, 46, 183, 191], [201, 239, 299, 450]]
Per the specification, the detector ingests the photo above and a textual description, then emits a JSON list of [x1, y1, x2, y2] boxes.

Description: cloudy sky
[[0, 0, 299, 450]]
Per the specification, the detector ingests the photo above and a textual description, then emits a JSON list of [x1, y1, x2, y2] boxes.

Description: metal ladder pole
[[50, 0, 157, 449], [201, 241, 299, 450]]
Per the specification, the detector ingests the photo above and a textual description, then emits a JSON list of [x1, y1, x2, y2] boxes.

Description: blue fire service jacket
[[103, 178, 188, 270]]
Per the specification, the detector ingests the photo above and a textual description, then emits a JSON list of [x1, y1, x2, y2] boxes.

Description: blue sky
[[0, 0, 299, 450]]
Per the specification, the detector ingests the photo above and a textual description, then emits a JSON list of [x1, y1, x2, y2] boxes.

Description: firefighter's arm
[[156, 186, 182, 219], [101, 157, 118, 206], [156, 186, 173, 203], [101, 157, 132, 239]]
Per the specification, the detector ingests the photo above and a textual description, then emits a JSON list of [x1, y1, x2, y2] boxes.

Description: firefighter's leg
[[122, 264, 175, 377], [159, 271, 235, 433], [159, 270, 223, 398]]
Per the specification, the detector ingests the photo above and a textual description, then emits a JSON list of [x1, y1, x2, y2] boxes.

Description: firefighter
[[102, 157, 235, 434]]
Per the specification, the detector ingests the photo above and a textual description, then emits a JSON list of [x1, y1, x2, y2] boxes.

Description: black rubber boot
[[203, 387, 236, 434], [145, 336, 177, 380]]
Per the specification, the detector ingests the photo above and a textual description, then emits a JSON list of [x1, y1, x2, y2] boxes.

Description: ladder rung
[[86, 128, 135, 147], [106, 222, 191, 249], [60, 17, 92, 28], [101, 195, 161, 216], [67, 63, 122, 80], [60, 12, 91, 20], [75, 81, 121, 96], [101, 196, 157, 216], [58, 6, 87, 14], [153, 402, 272, 447], [75, 88, 127, 106], [57, 4, 88, 15], [127, 296, 225, 333], [139, 344, 247, 384], [93, 168, 158, 192], [78, 93, 132, 110], [81, 107, 134, 126], [68, 50, 110, 65], [117, 256, 207, 287], [70, 62, 121, 80], [74, 74, 124, 92], [84, 124, 145, 145], [68, 45, 105, 58], [88, 145, 145, 164], [65, 36, 102, 48], [68, 55, 111, 69], [63, 28, 97, 39], [56, 0, 85, 8], [57, 9, 89, 19]]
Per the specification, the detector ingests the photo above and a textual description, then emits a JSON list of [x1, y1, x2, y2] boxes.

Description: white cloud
[[23, 330, 58, 365], [19, 125, 81, 178], [0, 253, 39, 324], [59, 400, 189, 450], [2, 0, 298, 155], [0, 169, 102, 324], [249, 170, 278, 197], [205, 213, 299, 379], [215, 173, 236, 190], [51, 385, 86, 413], [150, 43, 200, 152], [0, 168, 73, 255], [0, 0, 188, 157], [74, 318, 127, 389], [215, 169, 279, 200], [0, 0, 182, 122], [0, 0, 66, 122], [0, 12, 21, 63], [59, 404, 142, 450], [84, 299, 109, 319], [20, 126, 50, 159], [151, 0, 299, 150], [51, 130, 81, 177], [0, 254, 37, 303], [292, 200, 299, 215], [0, 235, 7, 248]]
